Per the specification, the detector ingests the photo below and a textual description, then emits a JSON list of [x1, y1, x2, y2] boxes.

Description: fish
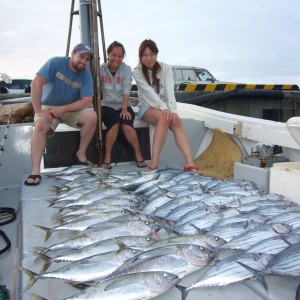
[[132, 179, 162, 195], [151, 234, 227, 251], [176, 252, 272, 300], [32, 236, 157, 271], [36, 210, 141, 240], [56, 204, 140, 222], [164, 200, 211, 222], [246, 235, 300, 255], [63, 271, 180, 300], [170, 211, 222, 235], [153, 195, 206, 219], [220, 223, 293, 250], [36, 220, 160, 251], [141, 193, 177, 215], [173, 205, 221, 228], [208, 221, 258, 242], [19, 247, 144, 291], [105, 244, 215, 280], [264, 242, 300, 277], [109, 173, 160, 190]]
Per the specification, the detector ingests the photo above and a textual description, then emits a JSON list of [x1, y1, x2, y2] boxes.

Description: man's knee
[[34, 119, 51, 133], [80, 110, 97, 126]]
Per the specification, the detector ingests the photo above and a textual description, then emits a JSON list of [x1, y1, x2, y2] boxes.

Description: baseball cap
[[73, 43, 93, 58]]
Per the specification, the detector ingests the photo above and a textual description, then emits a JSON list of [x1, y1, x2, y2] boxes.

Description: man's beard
[[72, 61, 85, 72]]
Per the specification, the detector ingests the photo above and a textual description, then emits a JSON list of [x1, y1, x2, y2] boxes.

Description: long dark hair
[[138, 39, 161, 90], [107, 41, 126, 57]]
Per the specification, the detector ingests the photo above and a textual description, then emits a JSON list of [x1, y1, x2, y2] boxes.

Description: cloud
[[1, 0, 299, 85]]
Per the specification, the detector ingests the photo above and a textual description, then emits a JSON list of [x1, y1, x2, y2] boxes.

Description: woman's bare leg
[[142, 108, 170, 169]]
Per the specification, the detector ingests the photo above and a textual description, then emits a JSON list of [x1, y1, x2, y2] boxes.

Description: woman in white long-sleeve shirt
[[133, 39, 201, 172]]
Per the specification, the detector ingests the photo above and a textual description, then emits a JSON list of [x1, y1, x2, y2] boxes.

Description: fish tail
[[31, 293, 48, 300], [51, 214, 63, 225], [114, 239, 128, 253], [17, 266, 39, 292], [175, 284, 189, 300], [34, 225, 53, 241], [34, 252, 52, 272], [237, 261, 268, 291], [46, 199, 56, 207]]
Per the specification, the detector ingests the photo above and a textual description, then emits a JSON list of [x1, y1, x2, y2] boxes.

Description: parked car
[[172, 65, 217, 88], [0, 79, 32, 94]]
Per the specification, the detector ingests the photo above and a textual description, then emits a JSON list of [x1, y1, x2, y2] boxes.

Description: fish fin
[[190, 223, 207, 234], [31, 293, 48, 300], [281, 236, 293, 246], [85, 170, 96, 177], [175, 284, 189, 300], [113, 239, 128, 253], [65, 281, 93, 290], [17, 266, 39, 292], [237, 261, 268, 291], [32, 252, 52, 272], [34, 225, 53, 241]]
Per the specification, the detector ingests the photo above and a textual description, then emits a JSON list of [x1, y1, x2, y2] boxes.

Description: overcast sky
[[1, 0, 299, 84]]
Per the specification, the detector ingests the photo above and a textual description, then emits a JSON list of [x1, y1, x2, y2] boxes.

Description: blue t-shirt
[[38, 56, 93, 105]]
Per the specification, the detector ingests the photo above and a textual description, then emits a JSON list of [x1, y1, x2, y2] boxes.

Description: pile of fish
[[20, 165, 300, 300]]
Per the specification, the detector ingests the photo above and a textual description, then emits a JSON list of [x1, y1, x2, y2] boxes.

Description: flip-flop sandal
[[101, 161, 112, 169], [184, 166, 202, 173], [136, 160, 147, 168], [74, 155, 93, 166], [24, 175, 42, 186], [146, 165, 158, 171]]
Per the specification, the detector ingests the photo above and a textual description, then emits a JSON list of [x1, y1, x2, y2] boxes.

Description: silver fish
[[264, 242, 300, 277], [64, 271, 180, 300], [36, 210, 140, 241], [208, 221, 258, 242], [177, 252, 272, 299], [132, 179, 162, 195], [110, 173, 160, 190], [153, 195, 206, 219], [39, 220, 160, 251], [246, 235, 300, 255], [106, 244, 214, 280], [152, 234, 227, 250], [171, 212, 222, 235], [220, 223, 293, 250], [33, 236, 156, 269], [20, 247, 143, 291]]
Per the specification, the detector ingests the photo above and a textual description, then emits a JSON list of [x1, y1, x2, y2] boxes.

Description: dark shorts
[[101, 106, 135, 131]]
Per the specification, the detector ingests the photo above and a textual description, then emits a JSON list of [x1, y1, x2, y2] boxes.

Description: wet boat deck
[[1, 163, 300, 299]]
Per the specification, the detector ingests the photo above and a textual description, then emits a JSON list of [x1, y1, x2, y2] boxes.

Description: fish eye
[[132, 249, 137, 254], [146, 236, 152, 241], [121, 210, 126, 214], [215, 236, 219, 241], [200, 246, 204, 251], [145, 221, 150, 225]]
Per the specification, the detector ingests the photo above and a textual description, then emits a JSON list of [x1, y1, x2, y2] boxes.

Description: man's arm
[[31, 74, 53, 123], [50, 96, 93, 118], [31, 74, 47, 114]]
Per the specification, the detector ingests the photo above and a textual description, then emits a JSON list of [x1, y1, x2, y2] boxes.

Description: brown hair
[[107, 41, 126, 57], [138, 39, 161, 90]]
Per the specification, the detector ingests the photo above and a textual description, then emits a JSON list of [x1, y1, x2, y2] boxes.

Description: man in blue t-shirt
[[25, 43, 97, 186]]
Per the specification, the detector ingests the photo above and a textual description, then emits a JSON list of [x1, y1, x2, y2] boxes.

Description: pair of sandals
[[101, 160, 147, 170]]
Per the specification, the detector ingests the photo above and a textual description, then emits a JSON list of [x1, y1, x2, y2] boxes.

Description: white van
[[172, 65, 217, 88]]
